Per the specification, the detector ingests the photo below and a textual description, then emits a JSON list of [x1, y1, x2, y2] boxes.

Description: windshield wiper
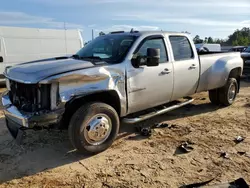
[[72, 55, 103, 61], [72, 54, 80, 59], [80, 56, 103, 61]]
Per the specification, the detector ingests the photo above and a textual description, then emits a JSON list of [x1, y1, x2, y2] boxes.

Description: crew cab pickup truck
[[2, 31, 243, 154]]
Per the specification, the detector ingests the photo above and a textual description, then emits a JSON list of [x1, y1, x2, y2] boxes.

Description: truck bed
[[196, 52, 243, 93], [198, 51, 234, 55]]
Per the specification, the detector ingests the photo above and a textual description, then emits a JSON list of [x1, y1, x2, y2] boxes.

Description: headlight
[[50, 82, 59, 110]]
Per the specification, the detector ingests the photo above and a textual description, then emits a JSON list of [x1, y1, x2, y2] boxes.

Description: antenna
[[130, 28, 134, 33], [64, 22, 68, 55]]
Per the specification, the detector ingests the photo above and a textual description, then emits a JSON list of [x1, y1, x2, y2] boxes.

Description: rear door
[[168, 35, 200, 100]]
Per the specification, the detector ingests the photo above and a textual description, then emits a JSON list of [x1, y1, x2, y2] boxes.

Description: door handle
[[161, 68, 172, 74], [189, 64, 197, 69]]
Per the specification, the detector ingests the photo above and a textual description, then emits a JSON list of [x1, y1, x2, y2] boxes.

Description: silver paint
[[228, 83, 236, 102], [50, 83, 58, 110], [84, 114, 112, 145], [2, 31, 244, 129], [2, 91, 29, 127], [40, 64, 127, 116], [4, 58, 95, 83]]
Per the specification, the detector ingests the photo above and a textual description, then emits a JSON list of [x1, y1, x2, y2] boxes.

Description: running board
[[122, 98, 194, 124]]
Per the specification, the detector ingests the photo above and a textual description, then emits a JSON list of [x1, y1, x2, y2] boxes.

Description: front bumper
[[2, 91, 65, 137]]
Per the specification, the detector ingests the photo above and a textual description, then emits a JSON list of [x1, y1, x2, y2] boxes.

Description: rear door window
[[169, 36, 194, 61]]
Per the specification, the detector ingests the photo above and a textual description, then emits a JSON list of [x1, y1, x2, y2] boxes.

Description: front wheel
[[68, 102, 120, 154]]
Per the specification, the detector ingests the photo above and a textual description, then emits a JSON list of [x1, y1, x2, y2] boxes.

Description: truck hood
[[5, 58, 104, 83]]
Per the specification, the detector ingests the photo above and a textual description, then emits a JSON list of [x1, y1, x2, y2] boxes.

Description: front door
[[168, 35, 200, 100], [127, 36, 174, 114]]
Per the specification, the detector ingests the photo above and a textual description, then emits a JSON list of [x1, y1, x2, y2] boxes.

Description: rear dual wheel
[[209, 78, 238, 106]]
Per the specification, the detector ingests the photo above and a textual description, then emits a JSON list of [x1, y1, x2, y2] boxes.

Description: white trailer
[[0, 26, 83, 82], [195, 43, 221, 52]]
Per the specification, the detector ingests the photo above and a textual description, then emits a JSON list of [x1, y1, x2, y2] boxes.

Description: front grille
[[9, 80, 51, 112]]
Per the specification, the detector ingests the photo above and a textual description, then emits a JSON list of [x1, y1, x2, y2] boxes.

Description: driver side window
[[137, 38, 168, 63]]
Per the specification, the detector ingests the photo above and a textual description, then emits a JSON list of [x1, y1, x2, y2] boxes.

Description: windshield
[[245, 46, 250, 53], [76, 34, 138, 63]]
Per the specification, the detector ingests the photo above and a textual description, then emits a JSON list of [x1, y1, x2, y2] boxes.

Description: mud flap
[[5, 118, 25, 145]]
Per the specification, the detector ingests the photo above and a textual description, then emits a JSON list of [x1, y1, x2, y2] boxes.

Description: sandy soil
[[0, 82, 250, 188]]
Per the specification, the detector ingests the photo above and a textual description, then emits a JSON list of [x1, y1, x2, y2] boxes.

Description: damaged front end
[[2, 62, 126, 142], [2, 80, 65, 140]]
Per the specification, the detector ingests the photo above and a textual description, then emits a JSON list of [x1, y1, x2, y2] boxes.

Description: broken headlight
[[50, 82, 59, 110], [6, 79, 10, 91]]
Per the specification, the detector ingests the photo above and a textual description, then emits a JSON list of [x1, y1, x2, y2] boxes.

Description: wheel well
[[60, 90, 121, 129], [229, 67, 241, 92]]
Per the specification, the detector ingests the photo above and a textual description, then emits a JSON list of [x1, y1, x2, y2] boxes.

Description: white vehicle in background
[[195, 43, 221, 52], [0, 26, 83, 83]]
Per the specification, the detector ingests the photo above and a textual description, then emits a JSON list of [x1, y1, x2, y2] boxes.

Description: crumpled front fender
[[40, 64, 127, 117]]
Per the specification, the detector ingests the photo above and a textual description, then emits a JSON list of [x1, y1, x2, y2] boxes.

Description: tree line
[[193, 27, 250, 46]]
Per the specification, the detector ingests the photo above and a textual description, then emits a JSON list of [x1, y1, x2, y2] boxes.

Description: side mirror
[[131, 48, 160, 68], [146, 48, 160, 67], [0, 57, 3, 63]]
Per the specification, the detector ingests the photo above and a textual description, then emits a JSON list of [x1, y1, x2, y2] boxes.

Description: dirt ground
[[0, 81, 250, 188]]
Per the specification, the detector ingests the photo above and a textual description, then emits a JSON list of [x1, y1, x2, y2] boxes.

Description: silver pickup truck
[[2, 31, 243, 154]]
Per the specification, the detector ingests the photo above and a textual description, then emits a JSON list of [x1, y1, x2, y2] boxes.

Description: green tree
[[193, 35, 203, 44], [204, 37, 208, 43], [207, 37, 213, 43], [99, 31, 105, 36], [226, 27, 250, 46]]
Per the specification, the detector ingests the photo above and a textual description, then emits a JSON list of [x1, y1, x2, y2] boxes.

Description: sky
[[0, 0, 249, 42]]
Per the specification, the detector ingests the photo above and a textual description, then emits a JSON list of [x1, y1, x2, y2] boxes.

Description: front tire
[[68, 102, 120, 154]]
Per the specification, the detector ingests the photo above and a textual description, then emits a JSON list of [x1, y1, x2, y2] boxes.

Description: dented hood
[[5, 58, 103, 83]]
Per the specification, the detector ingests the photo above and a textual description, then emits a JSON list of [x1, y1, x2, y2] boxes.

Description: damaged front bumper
[[2, 91, 65, 139]]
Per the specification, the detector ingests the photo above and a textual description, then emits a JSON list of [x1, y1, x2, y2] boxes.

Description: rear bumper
[[2, 91, 65, 131]]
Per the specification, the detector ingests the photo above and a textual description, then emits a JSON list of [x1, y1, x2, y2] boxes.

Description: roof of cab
[[106, 30, 189, 37]]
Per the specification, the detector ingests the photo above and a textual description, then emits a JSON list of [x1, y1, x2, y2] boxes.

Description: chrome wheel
[[228, 83, 236, 102], [84, 114, 112, 145]]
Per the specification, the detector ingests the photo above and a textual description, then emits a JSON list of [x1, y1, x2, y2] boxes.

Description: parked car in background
[[195, 43, 221, 52], [228, 46, 247, 52], [241, 46, 250, 75], [2, 30, 243, 154], [0, 26, 83, 83], [243, 46, 250, 53]]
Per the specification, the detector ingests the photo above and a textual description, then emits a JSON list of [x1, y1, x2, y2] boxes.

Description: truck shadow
[[0, 126, 93, 184], [119, 101, 222, 140], [0, 99, 230, 184]]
